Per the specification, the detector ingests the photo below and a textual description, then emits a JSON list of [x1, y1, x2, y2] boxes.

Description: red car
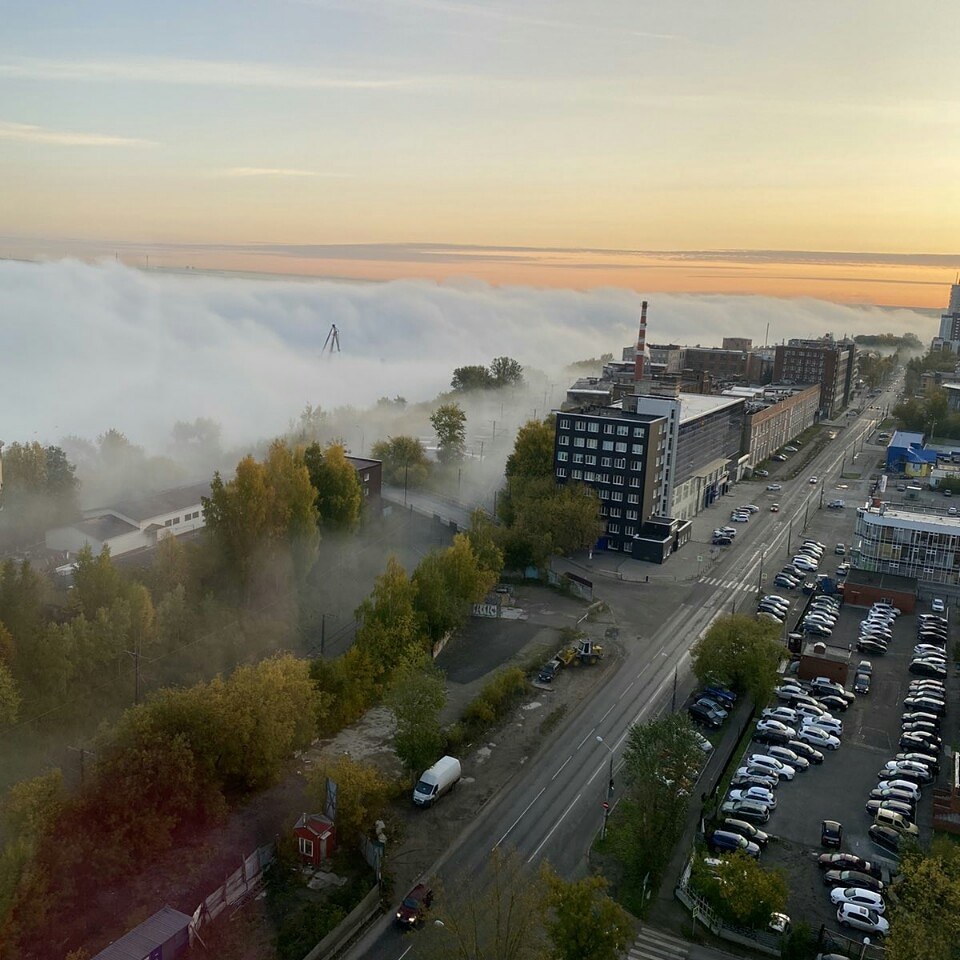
[[395, 883, 434, 928]]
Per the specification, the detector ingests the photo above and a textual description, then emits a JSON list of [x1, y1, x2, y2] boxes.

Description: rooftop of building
[[93, 480, 212, 524], [857, 503, 960, 531], [844, 567, 918, 593], [72, 514, 139, 542], [675, 392, 745, 423], [345, 456, 382, 470], [889, 430, 924, 448]]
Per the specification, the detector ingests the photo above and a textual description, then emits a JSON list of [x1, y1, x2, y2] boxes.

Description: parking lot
[[746, 518, 951, 942]]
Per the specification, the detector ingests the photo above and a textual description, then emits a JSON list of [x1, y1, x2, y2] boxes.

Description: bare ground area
[[83, 585, 617, 960]]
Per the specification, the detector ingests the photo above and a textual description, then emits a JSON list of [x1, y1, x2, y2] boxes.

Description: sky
[[2, 2, 959, 305]]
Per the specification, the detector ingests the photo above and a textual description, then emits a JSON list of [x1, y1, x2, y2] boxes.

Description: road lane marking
[[527, 791, 582, 863], [493, 786, 545, 850], [600, 703, 616, 722], [576, 728, 596, 749], [552, 756, 572, 780], [622, 679, 635, 696]]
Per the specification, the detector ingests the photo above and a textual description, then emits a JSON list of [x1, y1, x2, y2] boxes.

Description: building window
[[559, 435, 569, 445], [559, 418, 570, 430], [586, 438, 598, 449], [557, 451, 568, 462], [574, 437, 585, 447], [632, 444, 644, 454], [572, 469, 582, 479], [556, 467, 567, 478], [614, 457, 626, 469], [625, 525, 635, 535], [631, 460, 643, 472], [629, 477, 641, 487], [586, 455, 596, 465], [575, 420, 586, 431], [598, 489, 610, 499], [632, 427, 645, 437], [611, 491, 623, 502], [609, 508, 622, 518], [608, 523, 620, 533], [617, 425, 629, 436], [627, 493, 639, 503], [604, 424, 615, 435], [298, 837, 314, 857], [615, 442, 627, 453], [602, 441, 614, 452], [626, 510, 638, 520], [573, 453, 584, 464], [584, 471, 595, 481], [612, 475, 624, 486], [588, 422, 599, 433]]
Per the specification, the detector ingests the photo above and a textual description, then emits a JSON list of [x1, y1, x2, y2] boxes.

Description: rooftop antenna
[[322, 324, 341, 356]]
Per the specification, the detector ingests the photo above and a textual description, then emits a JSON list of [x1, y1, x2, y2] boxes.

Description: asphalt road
[[346, 384, 896, 960]]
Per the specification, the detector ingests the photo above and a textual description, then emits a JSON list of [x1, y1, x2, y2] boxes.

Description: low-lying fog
[[1, 257, 934, 452]]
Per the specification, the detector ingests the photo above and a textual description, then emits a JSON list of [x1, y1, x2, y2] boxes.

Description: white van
[[412, 756, 462, 807]]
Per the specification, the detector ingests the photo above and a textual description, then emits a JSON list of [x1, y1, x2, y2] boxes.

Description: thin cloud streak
[[0, 57, 425, 91], [0, 120, 155, 147], [218, 167, 352, 178]]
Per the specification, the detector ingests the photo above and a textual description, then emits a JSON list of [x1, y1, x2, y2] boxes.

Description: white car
[[728, 786, 776, 808], [802, 715, 843, 736], [761, 706, 799, 725], [792, 556, 818, 572], [793, 703, 827, 721], [871, 603, 901, 618], [741, 504, 760, 514], [876, 779, 921, 800], [797, 726, 840, 750], [731, 512, 750, 522], [836, 903, 889, 937], [803, 540, 827, 551], [766, 483, 782, 491], [830, 887, 886, 914], [931, 598, 946, 613], [746, 754, 796, 780], [755, 719, 797, 739], [880, 759, 932, 778]]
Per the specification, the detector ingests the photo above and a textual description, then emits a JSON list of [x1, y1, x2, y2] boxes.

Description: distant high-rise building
[[773, 337, 856, 417], [938, 282, 960, 344]]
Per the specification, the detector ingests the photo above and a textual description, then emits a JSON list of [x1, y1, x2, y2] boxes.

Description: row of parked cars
[[688, 685, 738, 729], [854, 601, 903, 656]]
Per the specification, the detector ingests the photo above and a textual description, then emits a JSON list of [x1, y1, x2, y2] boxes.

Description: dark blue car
[[703, 685, 737, 706]]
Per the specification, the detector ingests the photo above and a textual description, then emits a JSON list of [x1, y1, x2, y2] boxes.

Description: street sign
[[602, 801, 610, 811]]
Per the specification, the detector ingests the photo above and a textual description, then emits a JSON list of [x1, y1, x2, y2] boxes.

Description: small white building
[[46, 481, 210, 558]]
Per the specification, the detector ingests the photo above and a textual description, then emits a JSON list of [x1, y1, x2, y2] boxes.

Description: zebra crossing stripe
[[627, 926, 690, 959]]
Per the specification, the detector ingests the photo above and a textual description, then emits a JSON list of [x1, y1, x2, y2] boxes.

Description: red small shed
[[293, 813, 336, 866]]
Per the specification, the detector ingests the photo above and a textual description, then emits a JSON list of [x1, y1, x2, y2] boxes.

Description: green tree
[[71, 545, 124, 620], [263, 440, 321, 572], [354, 557, 424, 668], [0, 660, 20, 726], [542, 868, 633, 960], [540, 483, 605, 556], [490, 356, 524, 387], [430, 403, 467, 464], [148, 533, 192, 599], [692, 851, 788, 929], [465, 509, 504, 579], [609, 713, 705, 909], [308, 755, 393, 843], [885, 841, 960, 960], [386, 649, 447, 777], [691, 614, 782, 705], [303, 442, 362, 530], [370, 435, 431, 488], [155, 585, 191, 652], [412, 535, 496, 644], [451, 365, 494, 391]]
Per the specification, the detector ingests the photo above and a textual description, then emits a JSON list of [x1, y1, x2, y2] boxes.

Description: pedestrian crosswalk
[[699, 577, 755, 593], [627, 926, 690, 959]]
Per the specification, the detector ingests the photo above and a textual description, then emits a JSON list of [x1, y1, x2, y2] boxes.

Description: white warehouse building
[[46, 481, 210, 558]]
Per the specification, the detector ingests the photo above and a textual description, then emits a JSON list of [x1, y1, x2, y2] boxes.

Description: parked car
[[869, 786, 918, 808], [854, 672, 871, 695], [693, 696, 729, 718], [876, 780, 921, 800], [703, 685, 737, 705], [728, 787, 776, 808], [865, 799, 915, 820], [868, 823, 901, 857], [752, 728, 793, 746], [792, 556, 818, 572], [834, 543, 846, 555], [802, 715, 843, 736], [818, 854, 882, 879], [873, 806, 919, 836], [707, 830, 761, 858], [900, 732, 943, 752], [932, 598, 946, 613], [537, 659, 562, 683], [787, 739, 824, 764], [761, 706, 799, 725], [756, 719, 797, 739], [772, 453, 788, 461], [880, 759, 933, 780], [857, 638, 888, 655], [713, 535, 733, 546], [775, 575, 799, 589], [836, 903, 889, 937], [821, 819, 843, 848], [689, 702, 724, 728], [896, 750, 940, 771], [766, 483, 782, 491], [754, 468, 769, 477], [823, 870, 885, 894], [798, 726, 840, 750], [765, 746, 809, 771], [719, 799, 771, 823], [816, 694, 850, 714], [732, 772, 779, 791], [746, 754, 796, 780], [910, 660, 947, 678], [722, 818, 772, 847], [830, 887, 886, 914]]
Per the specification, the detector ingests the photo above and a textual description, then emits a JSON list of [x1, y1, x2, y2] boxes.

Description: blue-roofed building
[[92, 905, 192, 960], [886, 431, 936, 474]]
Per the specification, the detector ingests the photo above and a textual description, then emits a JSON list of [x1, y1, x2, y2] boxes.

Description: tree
[[414, 849, 547, 960], [0, 660, 20, 726], [71, 545, 124, 621], [465, 509, 504, 579], [490, 356, 524, 387], [451, 365, 494, 391], [307, 755, 393, 844], [691, 614, 782, 705], [885, 841, 960, 960], [354, 557, 424, 669], [412, 535, 496, 644], [542, 868, 633, 960], [430, 403, 467, 465], [386, 649, 447, 777], [540, 484, 605, 556], [691, 851, 788, 928], [370, 435, 431, 488], [609, 713, 705, 909], [303, 442, 362, 530], [155, 585, 191, 652]]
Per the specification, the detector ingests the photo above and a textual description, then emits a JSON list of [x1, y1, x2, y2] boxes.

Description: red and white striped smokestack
[[634, 300, 648, 383]]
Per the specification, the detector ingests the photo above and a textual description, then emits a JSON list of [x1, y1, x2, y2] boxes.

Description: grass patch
[[539, 703, 568, 737]]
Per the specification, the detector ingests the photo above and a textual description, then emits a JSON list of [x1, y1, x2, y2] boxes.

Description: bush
[[461, 668, 527, 739]]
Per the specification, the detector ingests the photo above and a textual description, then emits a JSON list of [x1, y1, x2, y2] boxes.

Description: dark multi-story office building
[[554, 407, 681, 559], [773, 337, 856, 417]]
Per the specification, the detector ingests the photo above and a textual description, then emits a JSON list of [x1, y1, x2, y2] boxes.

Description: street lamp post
[[596, 735, 615, 840]]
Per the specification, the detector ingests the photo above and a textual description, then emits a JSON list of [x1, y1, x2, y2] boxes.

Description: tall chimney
[[634, 301, 648, 383]]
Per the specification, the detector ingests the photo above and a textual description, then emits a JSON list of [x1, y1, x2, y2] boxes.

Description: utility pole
[[671, 667, 678, 711], [403, 463, 409, 506], [321, 613, 326, 656], [596, 736, 615, 840]]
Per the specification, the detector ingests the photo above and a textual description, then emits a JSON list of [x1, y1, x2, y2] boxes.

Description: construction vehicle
[[557, 638, 604, 667]]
